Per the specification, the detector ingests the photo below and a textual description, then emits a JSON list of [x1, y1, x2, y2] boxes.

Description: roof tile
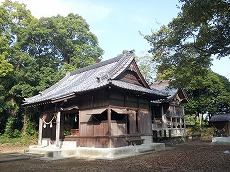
[[24, 52, 167, 105]]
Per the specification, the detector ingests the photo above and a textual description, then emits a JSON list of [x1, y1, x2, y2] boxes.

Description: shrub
[[26, 120, 37, 136], [13, 129, 21, 138], [4, 116, 14, 137]]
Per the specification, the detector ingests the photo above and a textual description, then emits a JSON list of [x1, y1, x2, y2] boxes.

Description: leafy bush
[[26, 120, 37, 136], [4, 116, 14, 137], [13, 129, 21, 138]]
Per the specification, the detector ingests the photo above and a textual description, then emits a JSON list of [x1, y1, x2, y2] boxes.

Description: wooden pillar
[[135, 111, 139, 133], [38, 114, 43, 146], [161, 106, 167, 128], [161, 106, 167, 137], [60, 114, 65, 139], [56, 111, 61, 148], [170, 116, 173, 137], [182, 106, 186, 135], [182, 106, 186, 129], [107, 107, 112, 148]]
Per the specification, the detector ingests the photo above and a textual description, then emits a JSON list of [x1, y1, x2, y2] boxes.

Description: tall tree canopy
[[0, 0, 103, 135], [145, 0, 229, 87], [184, 71, 230, 117], [20, 13, 103, 72]]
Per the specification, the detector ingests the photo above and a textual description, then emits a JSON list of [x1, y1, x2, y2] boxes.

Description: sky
[[1, 0, 229, 80]]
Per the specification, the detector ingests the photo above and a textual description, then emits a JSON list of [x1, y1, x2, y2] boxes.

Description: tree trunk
[[22, 108, 28, 136], [199, 114, 203, 128]]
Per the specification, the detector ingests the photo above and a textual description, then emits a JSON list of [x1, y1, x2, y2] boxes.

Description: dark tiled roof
[[150, 80, 189, 104], [24, 52, 167, 106], [150, 80, 177, 99], [210, 114, 230, 122], [111, 80, 165, 97]]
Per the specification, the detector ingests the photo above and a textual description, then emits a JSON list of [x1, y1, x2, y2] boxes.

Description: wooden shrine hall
[[23, 51, 168, 149], [150, 80, 188, 138]]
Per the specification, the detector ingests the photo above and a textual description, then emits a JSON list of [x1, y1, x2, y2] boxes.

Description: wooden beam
[[107, 107, 112, 148], [51, 94, 76, 103], [161, 106, 166, 129]]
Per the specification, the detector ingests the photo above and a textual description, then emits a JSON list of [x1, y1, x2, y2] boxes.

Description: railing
[[152, 119, 163, 130], [152, 117, 186, 137]]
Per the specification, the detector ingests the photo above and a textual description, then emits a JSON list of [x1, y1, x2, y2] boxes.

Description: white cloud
[[27, 0, 72, 18], [71, 0, 113, 22], [0, 0, 71, 18], [0, 0, 113, 22]]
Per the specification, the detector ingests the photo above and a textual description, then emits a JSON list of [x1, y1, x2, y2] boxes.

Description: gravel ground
[[1, 140, 230, 172]]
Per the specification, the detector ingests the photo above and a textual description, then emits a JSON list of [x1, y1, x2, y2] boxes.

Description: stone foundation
[[25, 142, 165, 160], [212, 136, 230, 143]]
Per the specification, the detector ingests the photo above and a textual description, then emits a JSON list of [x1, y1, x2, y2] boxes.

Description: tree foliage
[[184, 71, 230, 117], [121, 50, 157, 83], [144, 0, 230, 119], [20, 13, 103, 72], [145, 0, 229, 87], [135, 54, 157, 84], [0, 36, 13, 77], [0, 0, 103, 135]]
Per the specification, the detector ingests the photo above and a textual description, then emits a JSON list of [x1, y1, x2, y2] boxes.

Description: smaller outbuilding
[[210, 113, 230, 143], [150, 80, 189, 138]]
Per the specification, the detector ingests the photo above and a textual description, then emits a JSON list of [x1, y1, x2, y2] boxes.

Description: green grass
[[0, 135, 37, 147]]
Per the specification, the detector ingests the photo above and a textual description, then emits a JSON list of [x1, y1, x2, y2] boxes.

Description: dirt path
[[0, 143, 26, 153], [1, 140, 230, 172]]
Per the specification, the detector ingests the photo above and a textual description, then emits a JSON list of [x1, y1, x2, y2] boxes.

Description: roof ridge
[[70, 54, 123, 76]]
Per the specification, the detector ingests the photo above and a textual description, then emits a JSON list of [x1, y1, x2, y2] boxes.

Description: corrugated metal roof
[[23, 52, 167, 106]]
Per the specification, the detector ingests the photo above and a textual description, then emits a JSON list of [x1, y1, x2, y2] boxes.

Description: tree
[[145, 0, 229, 87], [0, 0, 104, 136], [184, 71, 230, 127], [20, 13, 103, 72], [0, 38, 13, 77], [121, 50, 157, 83], [178, 0, 230, 58], [135, 54, 157, 83], [0, 0, 35, 134]]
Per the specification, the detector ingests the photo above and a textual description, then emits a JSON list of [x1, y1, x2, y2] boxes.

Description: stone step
[[24, 149, 46, 157]]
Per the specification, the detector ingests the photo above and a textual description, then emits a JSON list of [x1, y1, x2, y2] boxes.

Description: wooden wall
[[111, 121, 127, 135], [76, 136, 128, 148], [73, 88, 150, 111], [78, 89, 109, 110], [80, 121, 108, 136], [117, 70, 143, 86], [138, 110, 152, 135], [40, 85, 154, 148], [109, 90, 150, 109]]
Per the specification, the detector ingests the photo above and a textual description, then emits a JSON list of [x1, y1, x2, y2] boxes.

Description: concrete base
[[141, 135, 153, 144], [24, 143, 165, 160], [39, 139, 76, 148], [212, 136, 230, 143]]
